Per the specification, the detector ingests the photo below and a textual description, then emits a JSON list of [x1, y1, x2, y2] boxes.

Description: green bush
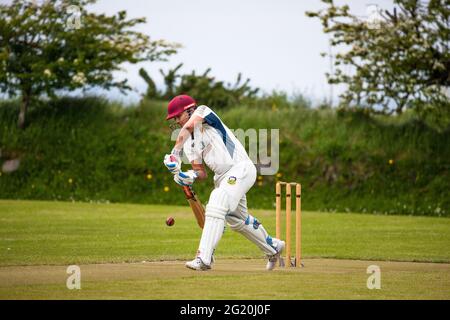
[[139, 64, 259, 109], [0, 96, 448, 216]]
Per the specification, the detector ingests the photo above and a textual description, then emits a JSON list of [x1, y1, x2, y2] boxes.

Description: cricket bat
[[182, 185, 205, 229]]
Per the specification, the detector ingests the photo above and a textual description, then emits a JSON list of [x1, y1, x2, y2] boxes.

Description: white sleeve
[[183, 138, 202, 164], [183, 106, 209, 164], [193, 105, 212, 119]]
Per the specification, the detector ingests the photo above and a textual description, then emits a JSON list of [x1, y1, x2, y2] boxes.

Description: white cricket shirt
[[183, 105, 251, 178]]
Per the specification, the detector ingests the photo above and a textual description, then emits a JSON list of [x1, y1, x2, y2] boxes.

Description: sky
[[2, 0, 396, 105]]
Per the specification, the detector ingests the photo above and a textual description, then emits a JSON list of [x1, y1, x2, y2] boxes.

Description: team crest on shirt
[[227, 176, 237, 185]]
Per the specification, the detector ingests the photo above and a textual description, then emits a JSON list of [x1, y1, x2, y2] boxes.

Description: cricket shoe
[[185, 257, 210, 271], [206, 254, 215, 270], [266, 239, 285, 271]]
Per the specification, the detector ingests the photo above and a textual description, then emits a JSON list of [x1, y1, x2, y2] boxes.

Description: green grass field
[[0, 200, 449, 299]]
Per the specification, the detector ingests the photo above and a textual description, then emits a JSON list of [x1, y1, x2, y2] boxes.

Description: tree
[[139, 64, 259, 108], [0, 0, 179, 128], [139, 67, 159, 99], [306, 0, 449, 121], [159, 63, 183, 99]]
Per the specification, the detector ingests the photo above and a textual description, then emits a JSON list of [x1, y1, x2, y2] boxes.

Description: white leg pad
[[226, 214, 277, 256], [197, 188, 229, 266], [197, 215, 225, 266]]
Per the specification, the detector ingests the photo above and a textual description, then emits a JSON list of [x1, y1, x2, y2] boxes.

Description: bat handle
[[182, 185, 194, 199]]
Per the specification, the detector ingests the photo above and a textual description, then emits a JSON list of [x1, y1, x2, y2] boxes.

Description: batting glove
[[163, 154, 181, 174], [174, 170, 198, 186]]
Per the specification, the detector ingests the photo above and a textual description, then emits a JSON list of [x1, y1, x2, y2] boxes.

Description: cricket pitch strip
[[0, 258, 449, 300]]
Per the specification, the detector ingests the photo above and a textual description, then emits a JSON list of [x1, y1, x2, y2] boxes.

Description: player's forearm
[[172, 126, 192, 154], [191, 161, 207, 181], [173, 115, 201, 154], [194, 170, 208, 180]]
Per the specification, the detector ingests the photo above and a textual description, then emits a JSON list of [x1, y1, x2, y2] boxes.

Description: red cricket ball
[[166, 217, 175, 226]]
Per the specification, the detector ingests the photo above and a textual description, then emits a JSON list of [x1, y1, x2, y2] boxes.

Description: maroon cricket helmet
[[166, 95, 197, 120]]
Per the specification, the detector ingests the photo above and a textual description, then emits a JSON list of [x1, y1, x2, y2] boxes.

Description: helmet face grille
[[186, 106, 197, 117], [168, 121, 181, 131]]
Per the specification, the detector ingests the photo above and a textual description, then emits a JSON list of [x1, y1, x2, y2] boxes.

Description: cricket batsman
[[163, 94, 285, 271]]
